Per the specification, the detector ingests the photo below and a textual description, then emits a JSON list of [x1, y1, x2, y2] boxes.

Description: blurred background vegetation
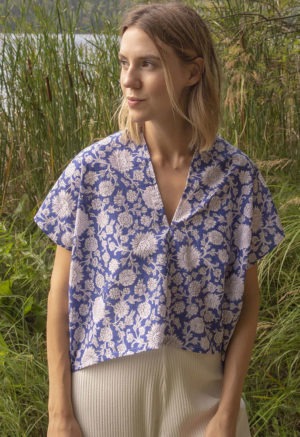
[[0, 0, 131, 33], [0, 0, 299, 435]]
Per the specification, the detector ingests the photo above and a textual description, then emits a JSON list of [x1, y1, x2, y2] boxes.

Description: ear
[[187, 57, 204, 86]]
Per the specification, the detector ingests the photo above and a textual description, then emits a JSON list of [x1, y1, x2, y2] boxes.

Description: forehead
[[119, 26, 171, 59]]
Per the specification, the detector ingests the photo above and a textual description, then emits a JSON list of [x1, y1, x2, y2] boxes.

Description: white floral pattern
[[34, 132, 284, 371]]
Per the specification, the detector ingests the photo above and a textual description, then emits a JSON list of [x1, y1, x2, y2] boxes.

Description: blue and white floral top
[[35, 132, 284, 372]]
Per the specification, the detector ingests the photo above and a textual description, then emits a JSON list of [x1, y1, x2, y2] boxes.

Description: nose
[[121, 66, 141, 89]]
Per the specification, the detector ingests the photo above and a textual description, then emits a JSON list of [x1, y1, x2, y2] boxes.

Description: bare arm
[[205, 264, 260, 437], [47, 245, 82, 436]]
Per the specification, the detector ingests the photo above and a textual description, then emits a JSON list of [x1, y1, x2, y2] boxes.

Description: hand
[[204, 411, 237, 437], [47, 415, 83, 437]]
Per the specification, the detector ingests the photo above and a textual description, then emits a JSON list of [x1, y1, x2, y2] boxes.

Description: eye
[[118, 58, 129, 69], [141, 60, 154, 69]]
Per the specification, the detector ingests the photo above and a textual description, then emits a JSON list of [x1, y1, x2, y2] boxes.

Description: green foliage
[[246, 202, 300, 436], [0, 206, 54, 435], [0, 0, 299, 436], [199, 0, 300, 160], [0, 17, 120, 211]]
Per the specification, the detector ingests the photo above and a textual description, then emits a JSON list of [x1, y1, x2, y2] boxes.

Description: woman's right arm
[[47, 245, 83, 437]]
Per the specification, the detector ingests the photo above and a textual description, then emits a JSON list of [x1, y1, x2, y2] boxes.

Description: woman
[[35, 3, 284, 436]]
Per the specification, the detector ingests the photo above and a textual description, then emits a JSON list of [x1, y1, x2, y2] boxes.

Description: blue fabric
[[35, 132, 284, 371]]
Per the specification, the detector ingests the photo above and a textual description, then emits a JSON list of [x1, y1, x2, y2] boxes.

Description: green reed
[[246, 208, 300, 436], [0, 9, 120, 212], [204, 0, 300, 162]]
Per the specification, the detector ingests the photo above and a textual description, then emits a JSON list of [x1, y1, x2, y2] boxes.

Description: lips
[[127, 97, 145, 102], [127, 97, 145, 107]]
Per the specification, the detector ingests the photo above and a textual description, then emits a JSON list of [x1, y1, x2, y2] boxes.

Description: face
[[119, 27, 196, 127]]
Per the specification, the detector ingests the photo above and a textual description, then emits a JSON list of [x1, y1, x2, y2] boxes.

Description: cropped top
[[35, 132, 284, 372]]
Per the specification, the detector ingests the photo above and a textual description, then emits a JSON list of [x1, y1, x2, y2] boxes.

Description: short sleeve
[[247, 168, 284, 266], [34, 155, 83, 250]]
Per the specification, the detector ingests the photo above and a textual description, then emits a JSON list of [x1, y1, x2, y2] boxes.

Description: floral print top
[[35, 132, 284, 372]]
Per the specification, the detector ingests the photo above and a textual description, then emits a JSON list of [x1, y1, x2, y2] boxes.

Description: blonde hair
[[118, 2, 221, 151]]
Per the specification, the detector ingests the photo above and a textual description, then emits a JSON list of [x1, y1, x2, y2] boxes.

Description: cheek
[[120, 84, 130, 99], [150, 77, 168, 96]]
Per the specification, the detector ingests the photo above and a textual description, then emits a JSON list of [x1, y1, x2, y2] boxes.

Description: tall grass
[[0, 8, 120, 212], [0, 1, 299, 436], [246, 193, 300, 436], [203, 0, 300, 162], [0, 213, 53, 435]]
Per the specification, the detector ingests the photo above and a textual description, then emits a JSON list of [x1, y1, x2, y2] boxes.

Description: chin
[[129, 115, 148, 124]]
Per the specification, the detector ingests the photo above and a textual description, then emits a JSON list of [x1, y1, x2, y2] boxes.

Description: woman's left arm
[[205, 263, 260, 437]]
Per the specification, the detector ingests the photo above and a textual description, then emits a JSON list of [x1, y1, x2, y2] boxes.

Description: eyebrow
[[118, 53, 161, 61]]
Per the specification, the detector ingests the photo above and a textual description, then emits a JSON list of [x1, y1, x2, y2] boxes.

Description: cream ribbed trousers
[[72, 347, 251, 437]]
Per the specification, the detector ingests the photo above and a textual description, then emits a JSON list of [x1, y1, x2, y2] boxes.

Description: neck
[[143, 119, 193, 167]]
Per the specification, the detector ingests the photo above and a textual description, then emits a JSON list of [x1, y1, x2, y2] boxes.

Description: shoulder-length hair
[[118, 2, 221, 151]]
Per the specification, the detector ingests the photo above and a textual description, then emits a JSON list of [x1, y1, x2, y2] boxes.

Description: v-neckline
[[142, 140, 197, 227]]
